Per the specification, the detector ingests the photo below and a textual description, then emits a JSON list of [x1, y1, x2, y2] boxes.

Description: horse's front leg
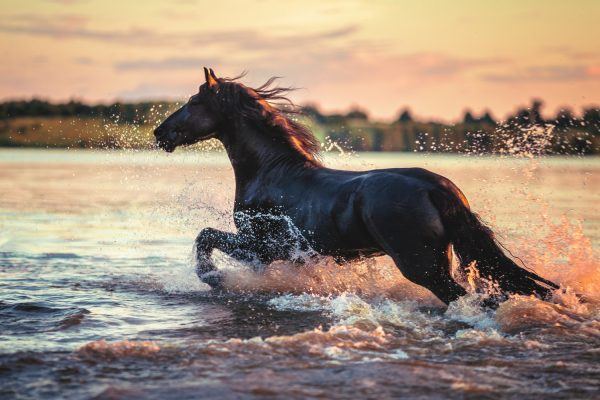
[[194, 228, 257, 288]]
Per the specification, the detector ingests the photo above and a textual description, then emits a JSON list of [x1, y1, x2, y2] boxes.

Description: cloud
[[389, 53, 508, 77], [187, 26, 358, 52], [483, 65, 600, 82], [115, 57, 219, 71], [0, 23, 165, 46], [47, 0, 85, 4], [275, 51, 508, 83], [74, 57, 93, 65], [543, 45, 600, 60], [0, 14, 358, 50], [7, 13, 89, 29], [117, 82, 192, 100]]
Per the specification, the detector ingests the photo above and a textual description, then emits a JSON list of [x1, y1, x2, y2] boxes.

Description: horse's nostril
[[154, 128, 178, 142]]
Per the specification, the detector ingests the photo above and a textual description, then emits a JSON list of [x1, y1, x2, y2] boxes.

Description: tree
[[397, 108, 413, 123], [530, 99, 544, 124], [462, 110, 476, 124], [479, 111, 496, 125], [301, 104, 326, 123], [555, 108, 575, 129], [346, 108, 369, 120], [582, 107, 600, 135]]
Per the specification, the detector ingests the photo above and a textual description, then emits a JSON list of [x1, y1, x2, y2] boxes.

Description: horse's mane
[[208, 74, 321, 164]]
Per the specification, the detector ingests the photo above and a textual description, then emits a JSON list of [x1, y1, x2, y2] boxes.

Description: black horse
[[154, 67, 558, 305]]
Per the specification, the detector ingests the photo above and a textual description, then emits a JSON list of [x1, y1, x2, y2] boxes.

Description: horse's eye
[[189, 96, 201, 105]]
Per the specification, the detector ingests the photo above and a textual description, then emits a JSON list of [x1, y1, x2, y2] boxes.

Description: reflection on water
[[0, 149, 598, 399]]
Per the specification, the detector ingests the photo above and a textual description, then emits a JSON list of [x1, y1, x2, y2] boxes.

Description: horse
[[153, 67, 558, 305]]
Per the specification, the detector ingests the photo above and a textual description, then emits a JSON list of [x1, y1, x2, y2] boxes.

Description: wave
[[77, 340, 162, 360], [0, 301, 90, 334], [78, 287, 598, 364]]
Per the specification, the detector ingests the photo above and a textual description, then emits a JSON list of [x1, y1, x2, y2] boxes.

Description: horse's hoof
[[200, 271, 224, 289]]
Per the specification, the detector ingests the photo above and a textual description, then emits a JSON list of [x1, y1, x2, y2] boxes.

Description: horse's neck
[[219, 120, 309, 192]]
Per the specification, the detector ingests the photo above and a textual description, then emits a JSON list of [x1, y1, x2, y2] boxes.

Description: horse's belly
[[301, 216, 379, 257]]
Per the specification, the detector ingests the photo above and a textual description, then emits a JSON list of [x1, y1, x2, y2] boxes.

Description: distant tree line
[[303, 99, 599, 155], [0, 98, 598, 154], [0, 99, 172, 125]]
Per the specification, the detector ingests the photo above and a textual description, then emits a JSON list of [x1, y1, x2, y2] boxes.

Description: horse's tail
[[429, 187, 559, 298]]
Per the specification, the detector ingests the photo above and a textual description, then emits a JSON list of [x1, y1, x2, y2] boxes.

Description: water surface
[[1, 149, 599, 399]]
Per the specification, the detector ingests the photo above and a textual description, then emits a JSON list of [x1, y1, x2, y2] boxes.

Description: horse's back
[[333, 167, 464, 244], [376, 167, 469, 209]]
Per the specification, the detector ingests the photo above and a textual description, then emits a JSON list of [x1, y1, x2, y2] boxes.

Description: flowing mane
[[208, 74, 322, 165]]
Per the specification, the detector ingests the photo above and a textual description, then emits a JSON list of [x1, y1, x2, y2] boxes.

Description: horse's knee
[[195, 228, 220, 253], [194, 229, 221, 277]]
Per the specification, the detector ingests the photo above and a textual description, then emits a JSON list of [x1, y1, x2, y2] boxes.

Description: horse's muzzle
[[156, 139, 176, 153], [154, 129, 177, 152]]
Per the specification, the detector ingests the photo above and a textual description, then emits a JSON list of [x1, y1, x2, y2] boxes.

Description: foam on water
[[255, 287, 598, 366], [217, 255, 436, 303], [152, 260, 210, 294], [78, 340, 162, 360]]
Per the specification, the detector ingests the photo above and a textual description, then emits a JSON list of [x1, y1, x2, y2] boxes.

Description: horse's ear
[[209, 68, 218, 80], [204, 67, 217, 88]]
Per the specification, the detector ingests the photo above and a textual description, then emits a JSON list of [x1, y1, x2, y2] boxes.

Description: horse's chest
[[232, 210, 312, 260], [234, 185, 343, 250]]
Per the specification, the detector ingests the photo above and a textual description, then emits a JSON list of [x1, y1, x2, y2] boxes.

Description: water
[[0, 149, 598, 399]]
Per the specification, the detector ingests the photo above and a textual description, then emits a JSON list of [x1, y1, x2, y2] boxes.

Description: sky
[[0, 0, 599, 121]]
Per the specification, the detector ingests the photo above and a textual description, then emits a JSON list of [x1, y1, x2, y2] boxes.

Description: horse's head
[[154, 67, 221, 152], [154, 68, 321, 163]]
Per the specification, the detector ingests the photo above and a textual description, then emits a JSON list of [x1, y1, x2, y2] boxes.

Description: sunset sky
[[1, 0, 599, 121]]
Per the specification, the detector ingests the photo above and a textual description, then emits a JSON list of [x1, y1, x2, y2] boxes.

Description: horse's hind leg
[[397, 245, 466, 305], [363, 213, 466, 305], [195, 228, 257, 287]]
